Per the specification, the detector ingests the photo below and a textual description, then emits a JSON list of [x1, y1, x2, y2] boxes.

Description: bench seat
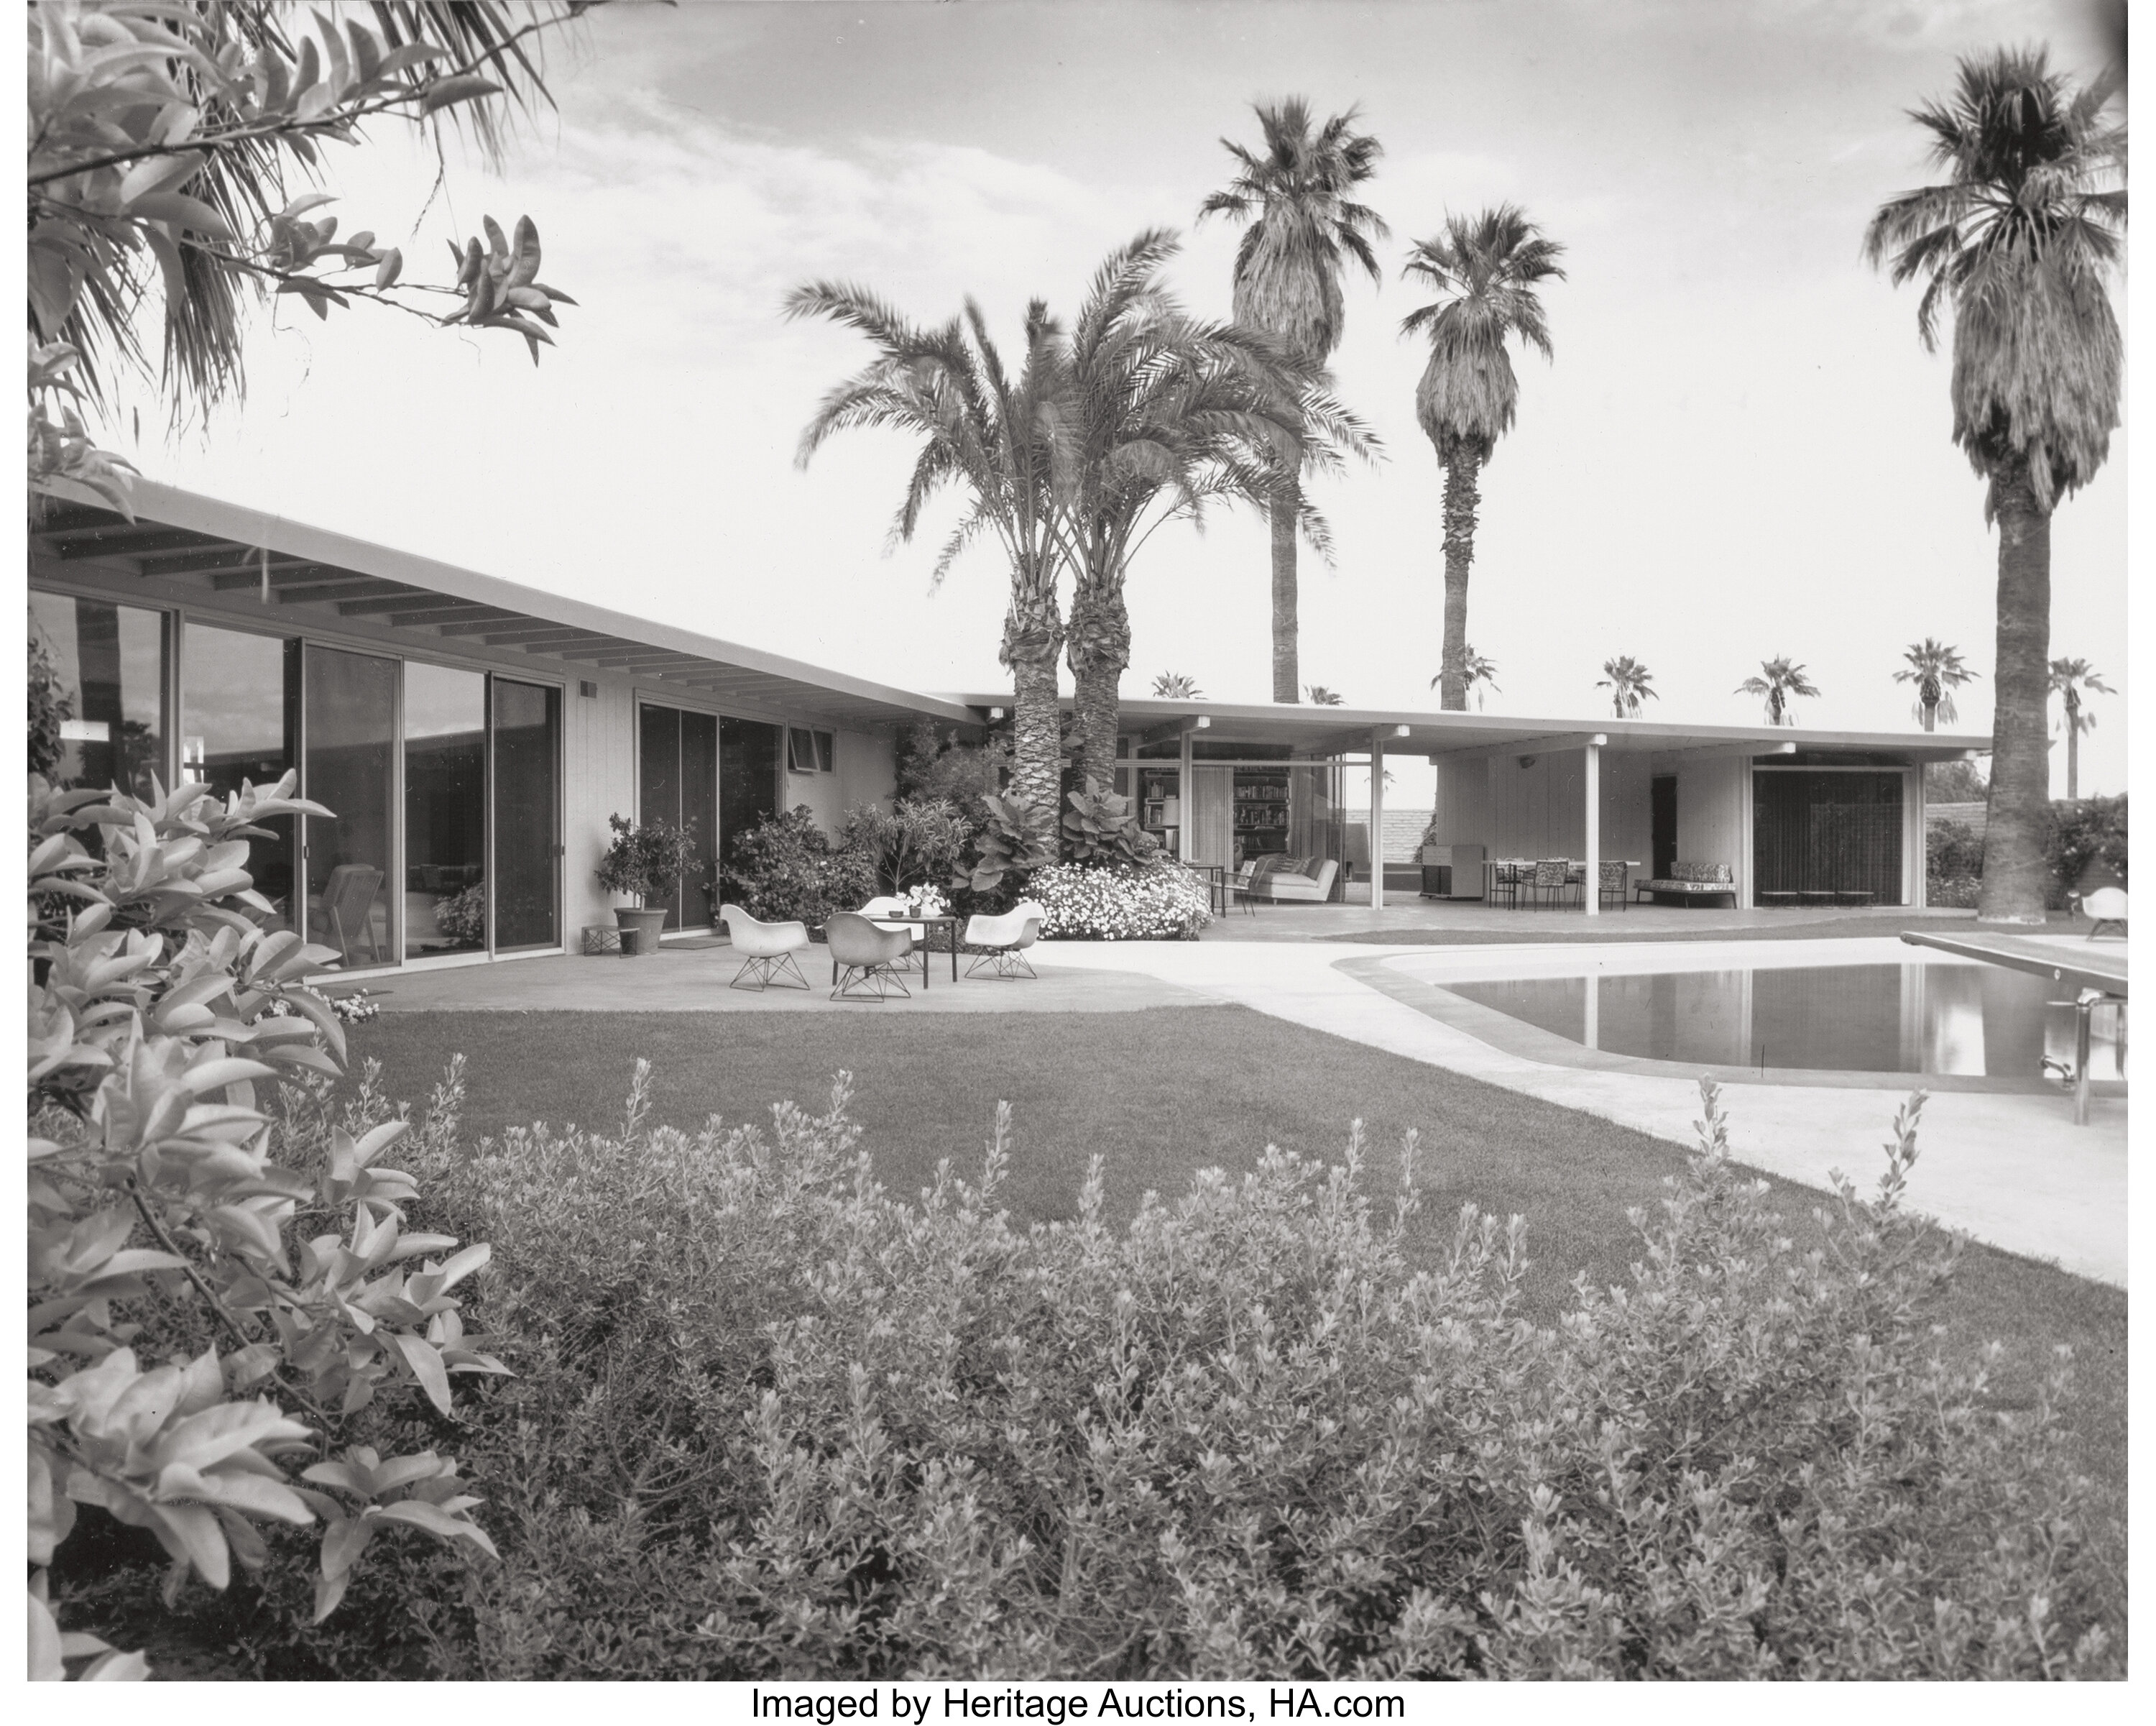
[[1638, 860, 1737, 907]]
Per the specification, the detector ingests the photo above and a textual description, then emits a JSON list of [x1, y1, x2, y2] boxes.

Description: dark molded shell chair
[[824, 912, 916, 1001]]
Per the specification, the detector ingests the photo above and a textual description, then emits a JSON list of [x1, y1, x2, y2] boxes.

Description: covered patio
[[956, 694, 1989, 917]]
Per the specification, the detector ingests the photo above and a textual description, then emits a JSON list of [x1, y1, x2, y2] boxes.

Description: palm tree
[[789, 284, 1074, 816], [1431, 645, 1501, 712], [1062, 231, 1366, 789], [1152, 673, 1204, 699], [1865, 48, 2124, 923], [1894, 638, 1977, 731], [1306, 685, 1346, 706], [1400, 206, 1566, 710], [1736, 657, 1820, 727], [2048, 657, 2114, 799], [1199, 98, 1388, 703], [1596, 656, 1658, 719]]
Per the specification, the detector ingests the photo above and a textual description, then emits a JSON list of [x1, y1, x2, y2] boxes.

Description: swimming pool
[[1447, 962, 2126, 1080]]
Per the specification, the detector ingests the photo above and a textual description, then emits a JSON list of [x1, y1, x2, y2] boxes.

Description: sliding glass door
[[493, 679, 560, 950], [182, 622, 299, 924], [28, 593, 166, 798], [639, 702, 719, 929], [304, 646, 397, 968], [403, 661, 487, 960]]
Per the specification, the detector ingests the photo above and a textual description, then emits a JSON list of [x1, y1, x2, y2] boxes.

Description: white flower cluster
[[257, 984, 381, 1024], [1031, 861, 1213, 941], [902, 883, 950, 917]]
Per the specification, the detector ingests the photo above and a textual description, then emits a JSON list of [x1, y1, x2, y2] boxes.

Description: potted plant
[[595, 814, 697, 955]]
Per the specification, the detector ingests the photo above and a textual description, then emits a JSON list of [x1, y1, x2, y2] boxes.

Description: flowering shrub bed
[[1031, 860, 1212, 940], [398, 1071, 2119, 1679]]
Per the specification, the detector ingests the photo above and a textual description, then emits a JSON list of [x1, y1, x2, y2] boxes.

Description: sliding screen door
[[638, 702, 719, 929], [493, 679, 560, 949]]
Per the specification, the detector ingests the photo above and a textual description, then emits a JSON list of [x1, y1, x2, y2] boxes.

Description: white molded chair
[[962, 899, 1046, 980], [2082, 886, 2128, 940], [718, 904, 811, 991], [857, 894, 927, 972], [825, 912, 917, 1001]]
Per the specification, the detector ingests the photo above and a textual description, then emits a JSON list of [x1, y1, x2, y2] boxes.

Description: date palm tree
[[1865, 47, 2124, 922], [1063, 230, 1369, 789], [1199, 98, 1388, 703], [1151, 672, 1203, 699], [2048, 657, 2114, 799], [1597, 655, 1657, 719], [1736, 657, 1820, 727], [1401, 206, 1566, 710], [789, 283, 1074, 817], [1894, 638, 1977, 731]]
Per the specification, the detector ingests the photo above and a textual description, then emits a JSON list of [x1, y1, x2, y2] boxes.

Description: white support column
[[1583, 738, 1601, 917], [1369, 729, 1385, 912], [1177, 726, 1193, 862]]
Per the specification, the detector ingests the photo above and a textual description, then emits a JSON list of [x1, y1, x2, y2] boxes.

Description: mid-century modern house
[[29, 480, 1985, 978]]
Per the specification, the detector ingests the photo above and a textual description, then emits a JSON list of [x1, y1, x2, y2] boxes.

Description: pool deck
[[359, 919, 2127, 1287]]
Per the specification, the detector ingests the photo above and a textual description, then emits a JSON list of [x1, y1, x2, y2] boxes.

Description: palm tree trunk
[[1921, 700, 1936, 733], [1001, 585, 1065, 820], [2064, 697, 2081, 799], [1066, 577, 1130, 793], [1270, 479, 1299, 703], [1978, 461, 2053, 924], [1438, 451, 1482, 711]]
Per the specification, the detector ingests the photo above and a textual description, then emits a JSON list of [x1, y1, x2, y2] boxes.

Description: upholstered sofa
[[1637, 860, 1738, 907], [1235, 856, 1340, 904]]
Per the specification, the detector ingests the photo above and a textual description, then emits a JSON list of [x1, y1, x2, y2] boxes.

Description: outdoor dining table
[[825, 912, 964, 988], [1182, 862, 1230, 916]]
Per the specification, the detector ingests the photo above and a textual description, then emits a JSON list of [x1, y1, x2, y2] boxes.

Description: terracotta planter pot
[[613, 906, 669, 956]]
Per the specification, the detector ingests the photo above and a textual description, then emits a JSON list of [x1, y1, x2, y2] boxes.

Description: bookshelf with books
[[1233, 767, 1291, 863], [1138, 766, 1180, 854]]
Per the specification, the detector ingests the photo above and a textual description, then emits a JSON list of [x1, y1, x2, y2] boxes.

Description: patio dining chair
[[858, 894, 928, 972], [962, 899, 1044, 980], [2082, 886, 2128, 941], [1488, 860, 1522, 910], [1530, 859, 1572, 910], [824, 912, 916, 1001], [1598, 858, 1628, 912], [718, 904, 810, 991], [318, 864, 385, 965]]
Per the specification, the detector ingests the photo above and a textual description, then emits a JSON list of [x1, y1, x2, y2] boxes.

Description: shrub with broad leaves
[[27, 771, 510, 1679], [719, 805, 876, 928]]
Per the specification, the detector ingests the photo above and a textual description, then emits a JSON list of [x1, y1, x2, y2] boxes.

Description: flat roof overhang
[[29, 478, 976, 733], [946, 692, 1989, 765]]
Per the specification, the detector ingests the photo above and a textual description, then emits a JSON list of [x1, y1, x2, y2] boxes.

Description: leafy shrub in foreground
[[423, 1068, 2118, 1679], [719, 805, 877, 927]]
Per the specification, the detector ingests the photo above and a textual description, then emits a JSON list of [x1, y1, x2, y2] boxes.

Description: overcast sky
[[122, 0, 2127, 796]]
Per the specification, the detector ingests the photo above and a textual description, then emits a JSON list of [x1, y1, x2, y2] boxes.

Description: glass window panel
[[814, 730, 834, 774], [638, 703, 683, 928], [29, 592, 166, 797], [182, 622, 298, 925], [304, 646, 397, 968], [493, 679, 560, 949], [721, 717, 780, 877], [681, 712, 719, 929], [787, 727, 818, 774], [405, 661, 487, 959]]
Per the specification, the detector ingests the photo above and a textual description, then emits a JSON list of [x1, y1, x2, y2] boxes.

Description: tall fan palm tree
[[1597, 656, 1658, 719], [1400, 206, 1566, 710], [789, 284, 1074, 815], [1199, 98, 1388, 703], [1865, 47, 2124, 922], [1894, 638, 1978, 731], [1062, 230, 1370, 789], [2048, 657, 2114, 799], [1736, 657, 1820, 727]]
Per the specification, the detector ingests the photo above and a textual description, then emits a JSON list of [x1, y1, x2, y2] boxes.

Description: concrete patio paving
[[352, 916, 2127, 1287]]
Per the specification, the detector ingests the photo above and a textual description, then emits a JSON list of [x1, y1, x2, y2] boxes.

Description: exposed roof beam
[[1139, 715, 1212, 746], [428, 614, 552, 637], [145, 546, 303, 577], [484, 628, 616, 648], [47, 528, 206, 560], [385, 602, 516, 628], [1659, 739, 1800, 763], [275, 579, 409, 605], [208, 563, 352, 591]]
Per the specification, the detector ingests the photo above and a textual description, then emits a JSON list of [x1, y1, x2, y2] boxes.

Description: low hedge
[[1031, 859, 1212, 941], [384, 1069, 2119, 1679]]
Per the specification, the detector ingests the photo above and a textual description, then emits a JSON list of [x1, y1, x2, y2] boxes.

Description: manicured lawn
[[346, 1005, 2127, 1543]]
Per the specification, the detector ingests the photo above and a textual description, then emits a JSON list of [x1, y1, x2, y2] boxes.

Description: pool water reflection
[[1448, 963, 2125, 1080]]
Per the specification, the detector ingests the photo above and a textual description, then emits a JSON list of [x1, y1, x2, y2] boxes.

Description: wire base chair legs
[[730, 950, 809, 991], [832, 961, 911, 1001], [964, 946, 1036, 981]]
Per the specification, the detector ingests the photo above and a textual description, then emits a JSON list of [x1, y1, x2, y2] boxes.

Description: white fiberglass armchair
[[962, 899, 1045, 980], [857, 894, 927, 972], [719, 904, 811, 991]]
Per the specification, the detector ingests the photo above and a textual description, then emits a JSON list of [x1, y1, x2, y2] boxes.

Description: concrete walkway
[[357, 926, 2127, 1287]]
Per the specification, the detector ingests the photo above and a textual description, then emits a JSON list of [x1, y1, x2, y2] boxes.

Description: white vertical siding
[[1674, 756, 1751, 906]]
